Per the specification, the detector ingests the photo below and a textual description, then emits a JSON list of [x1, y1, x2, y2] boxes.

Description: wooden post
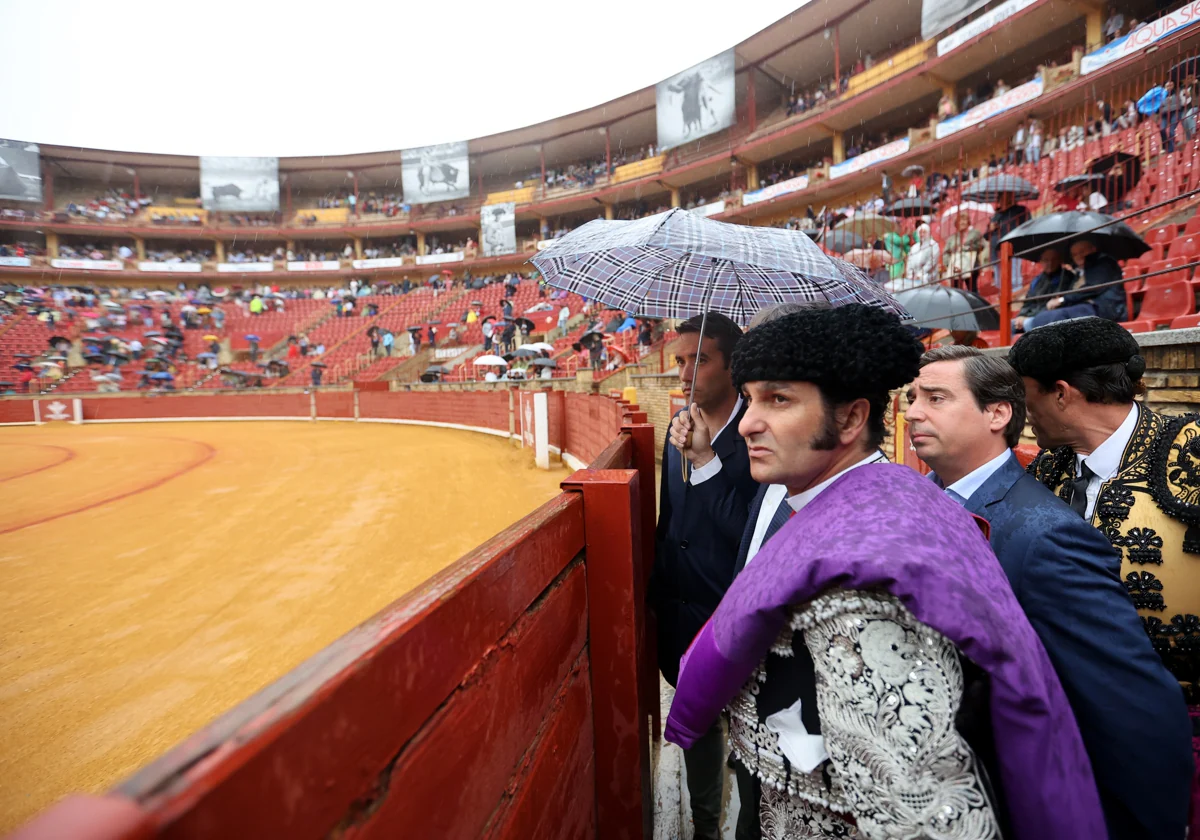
[[999, 241, 1014, 345], [561, 468, 652, 840], [623, 421, 660, 742]]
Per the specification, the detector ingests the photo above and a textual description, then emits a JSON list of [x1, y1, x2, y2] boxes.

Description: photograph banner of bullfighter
[[401, 141, 470, 204], [656, 49, 736, 151], [200, 157, 280, 211], [481, 202, 517, 257], [0, 139, 43, 203]]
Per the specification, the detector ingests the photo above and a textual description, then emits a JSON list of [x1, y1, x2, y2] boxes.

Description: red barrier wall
[[78, 392, 312, 421], [9, 393, 656, 840], [313, 390, 355, 419], [0, 400, 35, 424]]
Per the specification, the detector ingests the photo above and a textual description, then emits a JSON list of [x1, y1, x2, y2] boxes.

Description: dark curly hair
[[1007, 316, 1146, 404], [732, 304, 923, 447]]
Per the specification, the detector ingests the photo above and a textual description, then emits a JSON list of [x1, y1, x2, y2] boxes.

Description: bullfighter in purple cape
[[664, 305, 1105, 839]]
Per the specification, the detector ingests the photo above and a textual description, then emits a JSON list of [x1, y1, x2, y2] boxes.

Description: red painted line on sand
[[0, 443, 76, 483], [0, 438, 217, 536]]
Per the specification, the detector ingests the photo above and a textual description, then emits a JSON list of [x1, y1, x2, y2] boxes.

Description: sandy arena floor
[[0, 421, 569, 831]]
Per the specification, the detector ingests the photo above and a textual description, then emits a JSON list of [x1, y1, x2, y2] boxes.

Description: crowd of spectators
[[359, 193, 408, 216], [225, 213, 278, 226], [145, 247, 212, 264], [58, 242, 120, 260], [0, 240, 44, 257], [361, 240, 416, 259], [65, 190, 149, 222], [148, 209, 203, 225], [226, 247, 277, 264]]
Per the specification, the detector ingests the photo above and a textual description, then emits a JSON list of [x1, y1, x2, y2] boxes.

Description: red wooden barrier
[[8, 396, 654, 840]]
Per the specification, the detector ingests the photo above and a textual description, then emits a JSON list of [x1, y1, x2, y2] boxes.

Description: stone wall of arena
[[4, 389, 659, 840]]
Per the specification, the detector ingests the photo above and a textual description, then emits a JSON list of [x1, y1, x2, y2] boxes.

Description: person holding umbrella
[[1013, 248, 1076, 333], [656, 312, 758, 840], [985, 194, 1031, 289]]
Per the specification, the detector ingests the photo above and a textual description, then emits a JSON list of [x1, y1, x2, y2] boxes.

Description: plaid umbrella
[[530, 208, 906, 327]]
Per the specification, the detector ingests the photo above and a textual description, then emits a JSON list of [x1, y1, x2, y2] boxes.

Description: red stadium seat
[[1138, 281, 1195, 326], [1170, 313, 1200, 329], [1185, 215, 1200, 236], [1120, 319, 1156, 333]]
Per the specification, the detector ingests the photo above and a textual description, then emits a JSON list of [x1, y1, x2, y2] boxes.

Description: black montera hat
[[731, 304, 922, 397], [1007, 317, 1145, 385]]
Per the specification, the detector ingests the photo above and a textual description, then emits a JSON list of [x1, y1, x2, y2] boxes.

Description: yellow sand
[[0, 421, 568, 831]]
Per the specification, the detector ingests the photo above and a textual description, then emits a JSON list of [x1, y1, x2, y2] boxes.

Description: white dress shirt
[[1075, 404, 1139, 519], [944, 449, 1013, 505], [786, 451, 888, 514], [688, 396, 745, 485], [744, 484, 789, 568]]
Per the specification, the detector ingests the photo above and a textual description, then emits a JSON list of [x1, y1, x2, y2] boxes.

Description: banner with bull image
[[0, 139, 42, 203], [481, 202, 517, 257], [200, 156, 280, 211], [401, 141, 470, 205], [656, 49, 736, 151]]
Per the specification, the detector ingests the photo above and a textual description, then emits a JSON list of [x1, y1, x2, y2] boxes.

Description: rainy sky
[[0, 0, 806, 157]]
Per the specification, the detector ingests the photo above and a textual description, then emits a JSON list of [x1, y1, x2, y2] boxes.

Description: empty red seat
[[1170, 313, 1200, 329], [1139, 281, 1195, 326], [1120, 319, 1155, 333]]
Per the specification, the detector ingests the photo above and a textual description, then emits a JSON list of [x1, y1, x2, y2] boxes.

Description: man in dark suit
[[652, 311, 758, 840], [906, 344, 1192, 840]]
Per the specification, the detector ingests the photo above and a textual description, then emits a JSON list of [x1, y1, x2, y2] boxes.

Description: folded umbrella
[[895, 285, 999, 332], [1000, 210, 1150, 262]]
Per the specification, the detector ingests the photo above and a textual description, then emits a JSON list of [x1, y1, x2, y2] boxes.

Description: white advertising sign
[[935, 78, 1044, 139], [936, 0, 1040, 55], [1081, 1, 1200, 74], [0, 256, 32, 267], [742, 175, 811, 206], [51, 258, 123, 271], [137, 261, 202, 273], [351, 257, 408, 269], [689, 199, 726, 217], [287, 260, 342, 272], [415, 251, 465, 266], [218, 262, 275, 273], [830, 138, 911, 180]]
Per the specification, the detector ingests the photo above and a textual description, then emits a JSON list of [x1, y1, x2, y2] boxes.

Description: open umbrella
[[901, 164, 925, 178], [1055, 174, 1105, 192], [513, 317, 535, 332], [310, 361, 328, 368], [48, 335, 68, 346], [145, 330, 164, 338], [961, 175, 1039, 202], [195, 352, 217, 361], [529, 358, 558, 368], [12, 352, 33, 359], [150, 371, 174, 380], [513, 346, 541, 358], [842, 248, 896, 271], [150, 336, 169, 345], [524, 342, 556, 352], [1087, 151, 1142, 201], [84, 353, 107, 364], [1000, 210, 1149, 261], [425, 365, 451, 375], [202, 334, 218, 341], [836, 213, 898, 239], [244, 334, 260, 342], [46, 354, 68, 362], [473, 355, 508, 366], [817, 229, 867, 254], [102, 301, 124, 311], [1138, 86, 1167, 115], [579, 330, 606, 350], [884, 197, 936, 218], [406, 325, 423, 332], [895, 286, 999, 331]]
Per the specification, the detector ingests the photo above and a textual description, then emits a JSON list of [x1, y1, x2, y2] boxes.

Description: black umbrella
[[425, 365, 451, 375], [895, 286, 999, 331], [1171, 56, 1200, 83], [529, 358, 558, 368], [513, 317, 535, 332], [513, 346, 541, 357], [883, 197, 936, 218], [1087, 151, 1142, 201], [427, 319, 442, 325], [310, 361, 328, 367], [1054, 174, 1105, 192], [143, 330, 163, 337], [1000, 211, 1150, 261], [481, 315, 497, 324], [579, 331, 605, 350], [84, 353, 107, 364], [48, 335, 68, 346], [406, 325, 423, 332], [13, 352, 32, 359], [800, 229, 822, 240], [962, 174, 1039, 202], [470, 300, 484, 306], [817, 229, 867, 254]]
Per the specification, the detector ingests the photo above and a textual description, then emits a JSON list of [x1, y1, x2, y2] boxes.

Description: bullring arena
[[12, 0, 1200, 836]]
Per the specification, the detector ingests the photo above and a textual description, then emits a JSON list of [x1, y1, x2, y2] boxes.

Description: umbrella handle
[[679, 430, 691, 482]]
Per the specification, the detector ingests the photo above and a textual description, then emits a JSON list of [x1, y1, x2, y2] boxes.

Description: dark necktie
[[1068, 462, 1095, 518]]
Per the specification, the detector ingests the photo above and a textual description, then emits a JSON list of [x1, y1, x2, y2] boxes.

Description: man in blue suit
[[906, 344, 1192, 840]]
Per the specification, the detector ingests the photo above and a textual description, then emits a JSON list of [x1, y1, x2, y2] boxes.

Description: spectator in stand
[[1025, 119, 1043, 165], [1160, 81, 1182, 154], [311, 365, 323, 386], [938, 93, 956, 120], [482, 319, 494, 352], [1103, 10, 1124, 42], [994, 78, 1010, 96], [1024, 239, 1126, 329], [1118, 99, 1139, 130], [891, 223, 940, 292], [1012, 248, 1076, 333], [299, 334, 309, 356], [427, 324, 437, 347], [943, 213, 985, 290], [557, 303, 570, 338], [382, 329, 394, 356], [985, 195, 1031, 289]]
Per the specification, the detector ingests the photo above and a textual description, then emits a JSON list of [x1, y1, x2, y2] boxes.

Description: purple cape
[[665, 463, 1104, 840]]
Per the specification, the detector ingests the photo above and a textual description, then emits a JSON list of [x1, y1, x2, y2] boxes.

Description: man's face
[[1070, 241, 1095, 266], [738, 380, 842, 490], [905, 361, 1009, 472], [1021, 376, 1069, 447], [675, 333, 733, 409], [1039, 249, 1063, 274]]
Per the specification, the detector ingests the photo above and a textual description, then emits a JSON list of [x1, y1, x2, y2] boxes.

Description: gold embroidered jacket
[[1029, 403, 1200, 701]]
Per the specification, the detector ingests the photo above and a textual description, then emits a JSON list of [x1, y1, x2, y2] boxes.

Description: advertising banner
[[1081, 1, 1200, 74], [829, 138, 911, 180], [689, 199, 726, 217], [200, 156, 280, 211], [50, 259, 123, 271], [137, 261, 202, 273], [937, 0, 1039, 55], [922, 0, 991, 40], [217, 262, 275, 273], [351, 257, 407, 269], [656, 49, 736, 150], [415, 252, 465, 266], [401, 141, 470, 204], [286, 261, 341, 272], [0, 139, 42, 203], [742, 175, 811, 206], [935, 77, 1044, 139], [0, 256, 32, 267], [481, 201, 517, 257]]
